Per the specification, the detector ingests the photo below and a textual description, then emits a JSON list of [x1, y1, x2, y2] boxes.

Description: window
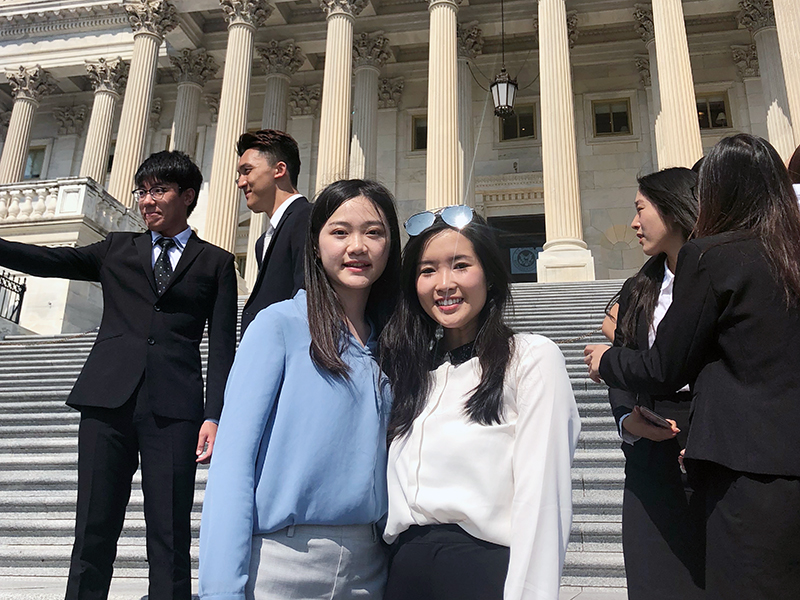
[[107, 142, 116, 174], [697, 94, 730, 130], [592, 100, 631, 136], [24, 147, 46, 180], [412, 115, 427, 151], [500, 105, 536, 141]]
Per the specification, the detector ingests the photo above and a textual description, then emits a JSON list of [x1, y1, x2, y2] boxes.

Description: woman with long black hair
[[585, 134, 800, 599], [607, 167, 704, 599], [381, 209, 580, 600]]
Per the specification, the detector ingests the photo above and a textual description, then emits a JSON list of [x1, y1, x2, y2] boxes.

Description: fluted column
[[317, 0, 367, 189], [650, 0, 702, 168], [773, 0, 800, 146], [205, 0, 273, 254], [107, 0, 177, 205], [426, 0, 460, 209], [0, 66, 57, 184], [457, 22, 482, 207], [243, 39, 304, 287], [170, 48, 219, 157], [80, 58, 129, 184], [536, 0, 594, 282], [350, 32, 391, 180], [738, 1, 794, 160], [634, 4, 663, 168]]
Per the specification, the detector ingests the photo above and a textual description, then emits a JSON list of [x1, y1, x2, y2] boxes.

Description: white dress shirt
[[262, 193, 303, 262], [150, 226, 192, 270], [384, 334, 581, 600], [793, 183, 800, 209]]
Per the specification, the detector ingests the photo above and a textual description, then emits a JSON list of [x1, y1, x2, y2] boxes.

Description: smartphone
[[639, 406, 672, 429]]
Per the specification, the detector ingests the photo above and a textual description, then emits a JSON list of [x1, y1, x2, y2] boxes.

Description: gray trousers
[[246, 524, 388, 600]]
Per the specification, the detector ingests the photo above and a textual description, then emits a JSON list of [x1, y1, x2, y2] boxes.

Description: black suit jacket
[[0, 231, 237, 422], [601, 233, 800, 476], [241, 196, 311, 334]]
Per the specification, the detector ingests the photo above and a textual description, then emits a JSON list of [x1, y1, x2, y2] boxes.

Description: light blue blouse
[[199, 290, 392, 599]]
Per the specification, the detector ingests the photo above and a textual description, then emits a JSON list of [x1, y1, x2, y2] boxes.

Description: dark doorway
[[488, 214, 546, 283]]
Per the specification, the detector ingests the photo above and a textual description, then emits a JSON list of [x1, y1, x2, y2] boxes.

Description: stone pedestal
[[773, 0, 800, 146], [170, 48, 218, 157]]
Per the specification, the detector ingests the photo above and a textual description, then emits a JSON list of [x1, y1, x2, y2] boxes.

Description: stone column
[[738, 1, 794, 160], [650, 0, 702, 168], [350, 32, 391, 180], [773, 0, 800, 146], [377, 77, 404, 194], [107, 0, 177, 206], [80, 58, 129, 184], [0, 66, 58, 184], [289, 84, 321, 194], [170, 48, 219, 157], [243, 39, 304, 287], [205, 0, 273, 254], [425, 0, 461, 209], [317, 0, 367, 190], [535, 1, 594, 282], [457, 22, 483, 207], [634, 4, 663, 168]]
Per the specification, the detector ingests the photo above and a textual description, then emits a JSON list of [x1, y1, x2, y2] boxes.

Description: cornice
[[0, 8, 129, 40]]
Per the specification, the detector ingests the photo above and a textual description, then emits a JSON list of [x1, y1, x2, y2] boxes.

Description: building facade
[[0, 0, 798, 332]]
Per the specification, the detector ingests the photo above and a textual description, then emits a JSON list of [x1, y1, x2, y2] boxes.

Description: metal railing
[[0, 270, 25, 324]]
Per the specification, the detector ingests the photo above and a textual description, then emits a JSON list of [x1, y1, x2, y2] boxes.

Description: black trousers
[[384, 525, 510, 600], [65, 380, 202, 600], [693, 461, 800, 600]]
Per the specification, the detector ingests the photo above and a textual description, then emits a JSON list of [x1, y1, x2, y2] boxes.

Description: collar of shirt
[[793, 183, 800, 207], [151, 226, 192, 251], [268, 193, 303, 231]]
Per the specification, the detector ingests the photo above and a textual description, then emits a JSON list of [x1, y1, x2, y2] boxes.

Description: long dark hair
[[696, 134, 800, 306], [304, 179, 401, 377], [788, 145, 800, 185], [613, 167, 698, 347], [381, 215, 514, 440]]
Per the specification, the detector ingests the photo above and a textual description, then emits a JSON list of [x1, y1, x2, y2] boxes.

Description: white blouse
[[384, 333, 581, 600]]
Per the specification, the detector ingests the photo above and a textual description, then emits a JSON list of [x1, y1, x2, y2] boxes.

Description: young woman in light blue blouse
[[199, 180, 401, 600]]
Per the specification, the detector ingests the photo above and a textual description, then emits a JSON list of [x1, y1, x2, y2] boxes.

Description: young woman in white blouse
[[380, 208, 580, 600]]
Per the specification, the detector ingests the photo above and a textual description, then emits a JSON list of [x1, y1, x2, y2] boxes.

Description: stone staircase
[[0, 280, 626, 590]]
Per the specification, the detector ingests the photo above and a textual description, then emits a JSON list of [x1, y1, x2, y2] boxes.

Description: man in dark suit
[[0, 151, 237, 600], [236, 129, 312, 334]]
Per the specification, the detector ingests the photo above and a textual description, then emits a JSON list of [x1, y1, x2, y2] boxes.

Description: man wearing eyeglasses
[[0, 151, 237, 600]]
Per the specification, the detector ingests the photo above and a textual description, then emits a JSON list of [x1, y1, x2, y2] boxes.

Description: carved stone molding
[[170, 48, 219, 86], [737, 0, 776, 33], [566, 11, 579, 49], [633, 3, 655, 45], [5, 65, 58, 103], [353, 32, 392, 69], [257, 40, 305, 76], [319, 0, 369, 19], [149, 97, 163, 130], [204, 93, 220, 123], [378, 77, 404, 108], [0, 8, 128, 40], [731, 44, 760, 78], [634, 55, 651, 87], [53, 105, 88, 135], [457, 22, 484, 59], [123, 0, 178, 38], [85, 57, 129, 95], [289, 84, 321, 116], [220, 0, 273, 28]]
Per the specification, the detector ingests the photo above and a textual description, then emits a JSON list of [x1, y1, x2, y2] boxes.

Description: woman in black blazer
[[585, 134, 800, 600], [608, 167, 704, 599]]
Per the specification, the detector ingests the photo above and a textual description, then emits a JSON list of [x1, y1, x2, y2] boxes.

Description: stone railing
[[0, 177, 145, 233]]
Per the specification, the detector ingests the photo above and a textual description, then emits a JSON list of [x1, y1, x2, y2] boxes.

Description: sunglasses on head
[[404, 205, 475, 236]]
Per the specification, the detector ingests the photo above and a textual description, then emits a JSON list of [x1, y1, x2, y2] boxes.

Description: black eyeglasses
[[131, 185, 179, 203], [404, 205, 474, 236]]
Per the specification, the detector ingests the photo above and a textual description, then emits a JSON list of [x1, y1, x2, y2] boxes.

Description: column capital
[[737, 0, 776, 33], [428, 0, 461, 10], [220, 0, 273, 28], [319, 0, 368, 19], [170, 48, 219, 86], [289, 84, 321, 116], [378, 76, 404, 108], [124, 0, 178, 38], [149, 96, 163, 130], [731, 43, 760, 78], [633, 3, 655, 45], [634, 54, 651, 87], [53, 105, 88, 135], [257, 39, 305, 76], [566, 10, 579, 49], [457, 22, 484, 59], [204, 93, 220, 122], [5, 65, 58, 104], [353, 32, 392, 69], [85, 57, 129, 95]]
